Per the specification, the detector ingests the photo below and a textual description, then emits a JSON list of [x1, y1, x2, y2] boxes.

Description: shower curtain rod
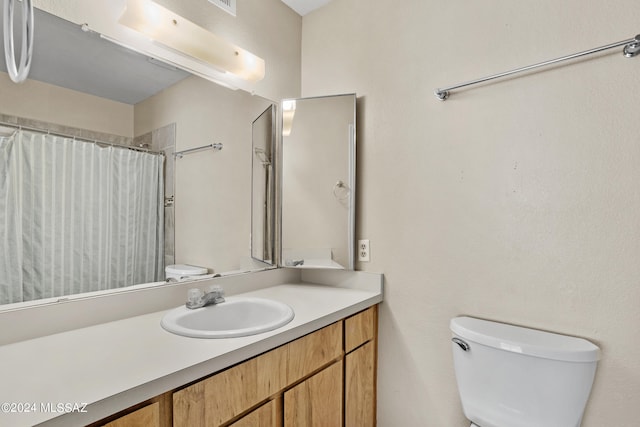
[[0, 121, 164, 156], [434, 33, 640, 100]]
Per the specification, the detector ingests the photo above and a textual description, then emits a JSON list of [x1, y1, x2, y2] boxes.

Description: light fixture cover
[[118, 0, 265, 82], [282, 99, 296, 136]]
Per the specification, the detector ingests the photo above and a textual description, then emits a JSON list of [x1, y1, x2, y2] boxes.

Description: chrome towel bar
[[435, 33, 640, 101], [174, 143, 223, 159]]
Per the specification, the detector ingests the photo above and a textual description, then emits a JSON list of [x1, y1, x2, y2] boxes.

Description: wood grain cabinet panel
[[102, 402, 160, 427], [287, 322, 342, 384], [230, 397, 282, 427], [345, 306, 377, 353], [172, 381, 206, 427], [345, 341, 376, 427], [173, 345, 287, 427], [284, 360, 343, 427]]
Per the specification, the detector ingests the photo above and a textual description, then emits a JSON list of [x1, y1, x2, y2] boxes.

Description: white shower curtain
[[0, 130, 164, 304]]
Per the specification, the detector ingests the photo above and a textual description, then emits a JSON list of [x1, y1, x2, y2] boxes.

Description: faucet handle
[[206, 285, 225, 304], [187, 288, 203, 305], [207, 285, 224, 296]]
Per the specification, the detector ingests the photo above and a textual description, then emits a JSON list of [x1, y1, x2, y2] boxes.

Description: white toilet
[[450, 316, 600, 427], [165, 264, 208, 281]]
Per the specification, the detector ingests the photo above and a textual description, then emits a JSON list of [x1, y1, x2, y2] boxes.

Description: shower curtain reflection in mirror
[[0, 129, 164, 304]]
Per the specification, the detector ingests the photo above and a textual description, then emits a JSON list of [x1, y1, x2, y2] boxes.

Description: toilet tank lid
[[165, 264, 208, 275], [450, 316, 600, 363]]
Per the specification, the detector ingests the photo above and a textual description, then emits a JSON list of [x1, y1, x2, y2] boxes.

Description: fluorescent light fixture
[[118, 0, 265, 82], [99, 33, 239, 90], [282, 99, 296, 136]]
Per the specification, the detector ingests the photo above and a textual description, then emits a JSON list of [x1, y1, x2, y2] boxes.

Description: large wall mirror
[[0, 7, 275, 308], [281, 94, 356, 269]]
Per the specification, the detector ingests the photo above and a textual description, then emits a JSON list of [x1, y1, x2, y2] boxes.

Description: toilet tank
[[450, 317, 600, 427]]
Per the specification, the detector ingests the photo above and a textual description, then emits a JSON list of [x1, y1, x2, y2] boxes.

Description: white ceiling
[[281, 0, 332, 16]]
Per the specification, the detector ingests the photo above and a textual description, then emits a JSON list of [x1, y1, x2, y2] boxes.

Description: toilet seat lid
[[165, 264, 207, 275]]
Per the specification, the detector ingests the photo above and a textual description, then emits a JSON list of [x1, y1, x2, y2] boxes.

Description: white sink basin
[[161, 296, 295, 338]]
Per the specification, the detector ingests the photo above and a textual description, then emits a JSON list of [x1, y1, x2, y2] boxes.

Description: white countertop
[[0, 273, 383, 427]]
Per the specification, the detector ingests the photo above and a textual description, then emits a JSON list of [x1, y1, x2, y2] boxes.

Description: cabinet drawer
[[345, 306, 377, 353], [102, 402, 160, 427], [173, 345, 287, 427], [287, 321, 343, 384]]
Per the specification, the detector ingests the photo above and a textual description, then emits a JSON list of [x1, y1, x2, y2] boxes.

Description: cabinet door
[[230, 397, 282, 427], [102, 402, 160, 427], [284, 360, 343, 427], [173, 345, 287, 427], [345, 340, 376, 427]]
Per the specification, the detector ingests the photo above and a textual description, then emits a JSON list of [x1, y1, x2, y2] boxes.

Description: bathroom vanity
[[0, 269, 382, 427], [92, 305, 376, 427]]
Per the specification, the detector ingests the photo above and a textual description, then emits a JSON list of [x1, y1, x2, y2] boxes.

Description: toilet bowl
[[450, 316, 600, 427], [165, 264, 208, 281]]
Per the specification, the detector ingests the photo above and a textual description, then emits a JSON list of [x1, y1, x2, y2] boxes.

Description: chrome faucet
[[186, 285, 225, 309]]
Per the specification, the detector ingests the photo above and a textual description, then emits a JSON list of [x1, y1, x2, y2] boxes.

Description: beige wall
[[301, 1, 640, 426], [135, 75, 273, 273], [0, 72, 133, 136]]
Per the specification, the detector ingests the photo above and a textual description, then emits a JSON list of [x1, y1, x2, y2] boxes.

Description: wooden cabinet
[[345, 306, 377, 427], [287, 321, 342, 383], [230, 398, 283, 427], [92, 305, 377, 427], [284, 360, 343, 427], [173, 345, 287, 426], [345, 305, 376, 353], [173, 322, 342, 427], [90, 393, 171, 427], [101, 402, 160, 427], [345, 341, 376, 426]]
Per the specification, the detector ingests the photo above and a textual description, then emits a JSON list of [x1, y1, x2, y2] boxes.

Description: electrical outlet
[[358, 239, 370, 262]]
